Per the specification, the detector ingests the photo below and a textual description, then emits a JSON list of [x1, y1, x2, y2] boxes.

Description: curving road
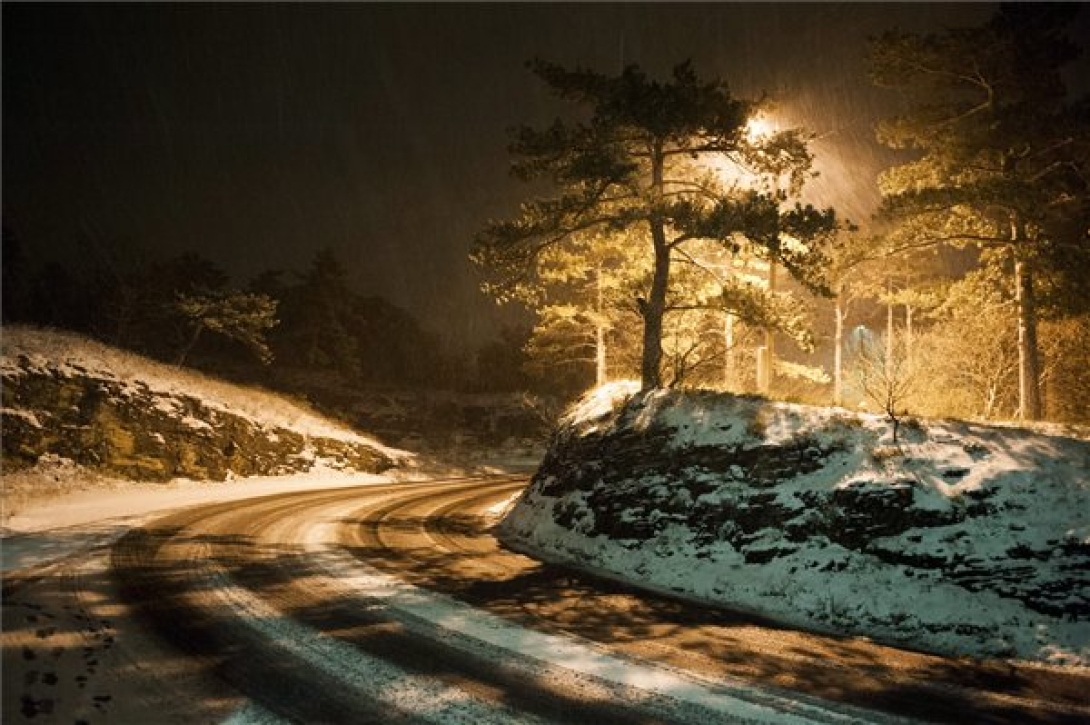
[[4, 475, 1089, 724]]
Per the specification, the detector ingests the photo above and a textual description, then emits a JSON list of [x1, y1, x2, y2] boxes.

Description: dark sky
[[4, 3, 1086, 348]]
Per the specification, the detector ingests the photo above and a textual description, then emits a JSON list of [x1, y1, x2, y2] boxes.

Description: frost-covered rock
[[499, 383, 1090, 665], [1, 328, 400, 482]]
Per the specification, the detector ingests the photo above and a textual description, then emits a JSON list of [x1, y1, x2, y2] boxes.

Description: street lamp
[[745, 114, 776, 142]]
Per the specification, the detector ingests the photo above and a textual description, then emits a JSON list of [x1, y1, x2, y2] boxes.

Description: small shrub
[[870, 445, 903, 464], [828, 414, 863, 430], [745, 407, 769, 439], [901, 417, 925, 434]]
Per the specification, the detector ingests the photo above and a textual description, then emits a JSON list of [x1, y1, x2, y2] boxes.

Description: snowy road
[[4, 475, 1088, 724]]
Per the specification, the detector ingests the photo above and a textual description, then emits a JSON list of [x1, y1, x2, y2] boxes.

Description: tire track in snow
[[205, 478, 726, 725], [194, 542, 554, 725], [309, 482, 911, 725], [115, 478, 694, 724], [337, 478, 1090, 725], [114, 476, 1019, 724]]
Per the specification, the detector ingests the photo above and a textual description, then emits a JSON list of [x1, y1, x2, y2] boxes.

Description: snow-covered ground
[[298, 514, 909, 725], [5, 458, 910, 725], [1, 326, 404, 456], [500, 382, 1090, 668], [0, 326, 548, 569], [0, 468, 412, 572]]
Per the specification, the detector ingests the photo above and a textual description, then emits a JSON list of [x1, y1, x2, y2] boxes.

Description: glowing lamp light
[[745, 115, 776, 141]]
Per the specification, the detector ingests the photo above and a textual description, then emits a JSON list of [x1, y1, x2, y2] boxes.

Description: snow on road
[[302, 516, 912, 725], [199, 545, 555, 725], [3, 472, 916, 724], [1, 469, 414, 572], [219, 701, 291, 725]]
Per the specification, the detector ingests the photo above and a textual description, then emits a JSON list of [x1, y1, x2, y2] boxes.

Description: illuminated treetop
[[474, 59, 840, 390], [870, 4, 1090, 420]]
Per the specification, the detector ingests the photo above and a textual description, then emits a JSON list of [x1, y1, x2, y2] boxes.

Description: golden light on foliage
[[698, 110, 782, 190]]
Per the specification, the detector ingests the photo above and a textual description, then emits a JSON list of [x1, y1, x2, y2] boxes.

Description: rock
[[2, 368, 393, 482], [500, 388, 1090, 625]]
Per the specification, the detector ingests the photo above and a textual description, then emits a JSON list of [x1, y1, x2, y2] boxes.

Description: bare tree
[[851, 333, 916, 445]]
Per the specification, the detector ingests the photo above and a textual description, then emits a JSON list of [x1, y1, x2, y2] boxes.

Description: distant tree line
[[1, 232, 528, 396]]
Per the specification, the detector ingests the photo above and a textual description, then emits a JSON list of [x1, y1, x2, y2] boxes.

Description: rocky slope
[[1, 327, 401, 482], [499, 382, 1090, 665]]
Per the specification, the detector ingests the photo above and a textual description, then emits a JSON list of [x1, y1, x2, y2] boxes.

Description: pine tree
[[277, 248, 362, 378], [870, 4, 1090, 420], [474, 60, 839, 390], [911, 268, 1020, 419], [174, 291, 278, 366], [509, 228, 648, 389]]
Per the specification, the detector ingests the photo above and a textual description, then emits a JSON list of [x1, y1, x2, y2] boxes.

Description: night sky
[[5, 3, 1087, 349]]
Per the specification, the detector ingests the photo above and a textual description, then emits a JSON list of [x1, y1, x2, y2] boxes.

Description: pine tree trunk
[[595, 264, 607, 387], [640, 143, 668, 391], [905, 304, 915, 364], [723, 311, 735, 390], [885, 283, 895, 381], [762, 261, 777, 394], [641, 234, 669, 391], [833, 288, 845, 406], [1014, 256, 1043, 420], [983, 381, 998, 420], [176, 324, 204, 367]]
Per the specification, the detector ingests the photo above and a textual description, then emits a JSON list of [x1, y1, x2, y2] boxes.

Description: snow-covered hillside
[[499, 382, 1090, 667], [1, 327, 409, 486]]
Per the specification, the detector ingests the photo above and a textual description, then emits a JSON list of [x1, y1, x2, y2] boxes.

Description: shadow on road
[[8, 482, 1086, 725], [337, 505, 1090, 725]]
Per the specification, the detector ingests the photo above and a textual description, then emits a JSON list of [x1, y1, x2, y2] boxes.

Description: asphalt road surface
[[4, 475, 1088, 724]]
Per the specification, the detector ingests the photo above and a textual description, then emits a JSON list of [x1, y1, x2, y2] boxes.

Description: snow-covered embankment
[[1, 327, 405, 482], [1, 327, 412, 525], [498, 382, 1090, 666]]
